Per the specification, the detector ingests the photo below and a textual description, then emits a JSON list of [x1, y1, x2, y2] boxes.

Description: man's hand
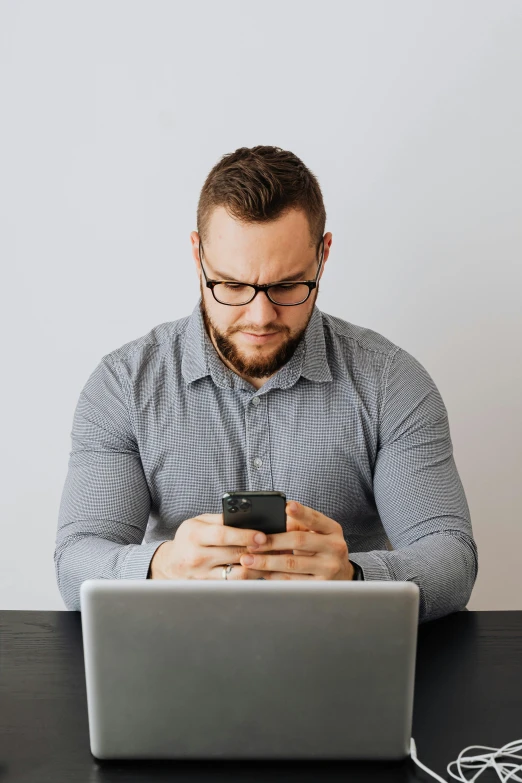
[[239, 500, 355, 580], [149, 513, 276, 580]]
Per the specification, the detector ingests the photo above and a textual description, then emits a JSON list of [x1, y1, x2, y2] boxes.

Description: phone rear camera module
[[239, 499, 251, 512]]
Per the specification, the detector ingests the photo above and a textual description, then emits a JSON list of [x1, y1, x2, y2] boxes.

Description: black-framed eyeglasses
[[198, 237, 325, 306]]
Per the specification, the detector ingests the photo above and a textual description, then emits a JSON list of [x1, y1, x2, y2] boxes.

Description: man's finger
[[196, 516, 268, 549], [193, 513, 225, 525], [286, 514, 313, 533], [286, 501, 338, 534], [253, 571, 316, 580], [240, 552, 322, 576], [246, 530, 328, 554], [285, 515, 317, 555]]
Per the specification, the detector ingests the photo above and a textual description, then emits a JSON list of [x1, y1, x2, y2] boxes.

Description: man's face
[[190, 207, 331, 386]]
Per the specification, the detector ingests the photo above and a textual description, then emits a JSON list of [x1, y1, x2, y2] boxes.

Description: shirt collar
[[181, 298, 332, 391]]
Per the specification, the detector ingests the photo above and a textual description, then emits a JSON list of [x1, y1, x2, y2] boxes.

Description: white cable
[[409, 737, 522, 782]]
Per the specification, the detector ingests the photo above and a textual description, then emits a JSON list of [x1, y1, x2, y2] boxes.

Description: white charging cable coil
[[409, 736, 522, 782]]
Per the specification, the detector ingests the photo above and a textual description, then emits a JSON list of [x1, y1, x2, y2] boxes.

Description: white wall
[[1, 0, 520, 610]]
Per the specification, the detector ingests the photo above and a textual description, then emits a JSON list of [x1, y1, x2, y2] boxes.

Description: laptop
[[80, 579, 419, 761]]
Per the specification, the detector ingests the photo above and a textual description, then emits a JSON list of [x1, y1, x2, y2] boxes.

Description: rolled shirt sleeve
[[348, 348, 478, 624], [54, 355, 168, 611]]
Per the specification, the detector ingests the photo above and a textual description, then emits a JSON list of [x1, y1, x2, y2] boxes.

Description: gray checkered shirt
[[55, 298, 478, 621]]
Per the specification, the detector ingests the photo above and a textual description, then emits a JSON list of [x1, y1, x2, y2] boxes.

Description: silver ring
[[222, 563, 234, 580]]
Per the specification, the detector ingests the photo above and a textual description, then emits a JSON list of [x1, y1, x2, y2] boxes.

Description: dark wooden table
[[0, 609, 521, 782]]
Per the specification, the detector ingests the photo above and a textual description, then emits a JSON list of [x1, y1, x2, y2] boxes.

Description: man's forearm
[[55, 535, 170, 610], [349, 531, 478, 623]]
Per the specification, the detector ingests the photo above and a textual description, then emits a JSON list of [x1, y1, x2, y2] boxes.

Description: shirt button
[[252, 397, 260, 406], [253, 457, 263, 468]]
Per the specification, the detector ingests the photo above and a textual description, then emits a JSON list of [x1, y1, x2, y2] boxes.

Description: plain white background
[[1, 0, 520, 610]]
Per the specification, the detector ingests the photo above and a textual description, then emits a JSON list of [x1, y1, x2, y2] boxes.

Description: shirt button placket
[[246, 395, 271, 490]]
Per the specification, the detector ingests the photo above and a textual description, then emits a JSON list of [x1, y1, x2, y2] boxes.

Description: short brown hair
[[197, 145, 326, 250]]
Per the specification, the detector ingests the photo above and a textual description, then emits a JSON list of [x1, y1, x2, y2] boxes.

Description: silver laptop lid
[[80, 579, 419, 761]]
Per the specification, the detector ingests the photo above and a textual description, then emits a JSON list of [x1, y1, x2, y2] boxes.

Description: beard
[[199, 285, 316, 380]]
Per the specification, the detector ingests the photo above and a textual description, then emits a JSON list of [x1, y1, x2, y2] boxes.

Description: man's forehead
[[201, 211, 320, 282], [203, 243, 319, 282]]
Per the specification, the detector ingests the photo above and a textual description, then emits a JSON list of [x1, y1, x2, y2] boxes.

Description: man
[[54, 145, 478, 622]]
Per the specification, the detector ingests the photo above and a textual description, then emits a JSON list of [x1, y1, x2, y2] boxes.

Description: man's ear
[[190, 231, 201, 274], [311, 233, 331, 286], [319, 232, 332, 281]]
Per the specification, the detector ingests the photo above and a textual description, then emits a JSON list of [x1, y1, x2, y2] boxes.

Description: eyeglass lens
[[213, 282, 310, 306]]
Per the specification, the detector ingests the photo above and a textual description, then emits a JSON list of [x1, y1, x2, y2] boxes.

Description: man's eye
[[223, 283, 248, 291]]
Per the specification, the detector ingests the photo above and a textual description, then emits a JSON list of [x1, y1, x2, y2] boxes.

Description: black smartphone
[[222, 491, 287, 535]]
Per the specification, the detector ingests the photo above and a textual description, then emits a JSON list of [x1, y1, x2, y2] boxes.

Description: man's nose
[[243, 289, 280, 326]]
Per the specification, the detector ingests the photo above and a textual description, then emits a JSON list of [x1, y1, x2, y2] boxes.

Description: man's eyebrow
[[212, 269, 309, 283]]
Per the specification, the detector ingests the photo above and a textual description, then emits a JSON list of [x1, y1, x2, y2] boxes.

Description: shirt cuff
[[350, 560, 363, 580], [120, 541, 171, 580], [349, 552, 393, 581]]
